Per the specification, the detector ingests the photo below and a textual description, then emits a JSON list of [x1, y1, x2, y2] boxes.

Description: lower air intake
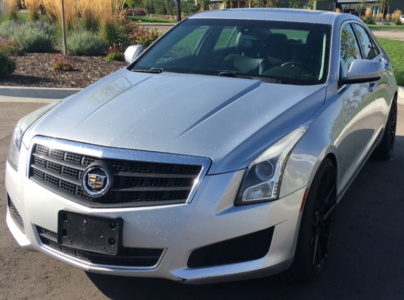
[[36, 226, 164, 267], [187, 227, 274, 268], [7, 195, 24, 232]]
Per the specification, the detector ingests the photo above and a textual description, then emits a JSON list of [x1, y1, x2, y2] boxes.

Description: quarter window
[[353, 24, 380, 60], [340, 24, 362, 80]]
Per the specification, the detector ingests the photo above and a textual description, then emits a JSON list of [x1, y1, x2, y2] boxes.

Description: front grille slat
[[116, 171, 197, 179], [29, 144, 203, 208], [32, 164, 81, 186], [33, 153, 86, 171], [111, 186, 192, 192]]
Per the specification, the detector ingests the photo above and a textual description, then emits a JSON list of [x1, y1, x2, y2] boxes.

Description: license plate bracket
[[57, 211, 123, 255]]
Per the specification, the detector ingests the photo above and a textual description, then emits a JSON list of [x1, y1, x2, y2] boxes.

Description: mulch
[[0, 53, 127, 89]]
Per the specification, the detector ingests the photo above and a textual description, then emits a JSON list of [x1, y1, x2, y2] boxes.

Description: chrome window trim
[[27, 136, 212, 205], [337, 20, 383, 94]]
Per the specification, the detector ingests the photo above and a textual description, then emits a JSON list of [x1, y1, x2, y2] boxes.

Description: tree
[[376, 0, 392, 24], [198, 0, 210, 10], [355, 0, 367, 16], [289, 0, 304, 9], [266, 0, 278, 7]]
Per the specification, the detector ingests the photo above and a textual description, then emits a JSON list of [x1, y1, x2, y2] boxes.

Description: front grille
[[36, 226, 163, 267], [187, 227, 274, 268], [29, 144, 203, 208], [7, 195, 24, 231]]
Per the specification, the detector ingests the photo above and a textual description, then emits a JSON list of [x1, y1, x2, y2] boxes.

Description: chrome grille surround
[[28, 136, 211, 208]]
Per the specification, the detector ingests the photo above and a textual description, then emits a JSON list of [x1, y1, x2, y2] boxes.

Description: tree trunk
[[61, 0, 68, 56], [177, 0, 181, 22]]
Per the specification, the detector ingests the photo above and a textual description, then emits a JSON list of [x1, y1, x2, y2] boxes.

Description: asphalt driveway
[[0, 101, 403, 300]]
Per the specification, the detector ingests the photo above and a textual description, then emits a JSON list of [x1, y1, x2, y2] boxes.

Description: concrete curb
[[398, 86, 404, 106], [0, 86, 81, 99], [0, 96, 59, 103]]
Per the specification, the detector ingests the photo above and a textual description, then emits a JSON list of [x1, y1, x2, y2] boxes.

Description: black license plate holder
[[58, 211, 123, 255]]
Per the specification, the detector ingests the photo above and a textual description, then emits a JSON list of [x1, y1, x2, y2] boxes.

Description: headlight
[[235, 126, 308, 205], [7, 101, 60, 171]]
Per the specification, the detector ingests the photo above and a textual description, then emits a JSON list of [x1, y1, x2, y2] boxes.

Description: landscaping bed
[[0, 53, 127, 88]]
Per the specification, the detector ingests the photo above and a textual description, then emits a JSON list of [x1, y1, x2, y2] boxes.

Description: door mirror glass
[[124, 45, 144, 64], [340, 59, 383, 84]]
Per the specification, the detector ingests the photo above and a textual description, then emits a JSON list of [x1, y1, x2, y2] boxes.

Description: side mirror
[[341, 59, 383, 85], [124, 45, 144, 64]]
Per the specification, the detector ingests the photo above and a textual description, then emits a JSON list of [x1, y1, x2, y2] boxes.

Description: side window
[[353, 24, 380, 60], [340, 24, 362, 80], [214, 27, 238, 50]]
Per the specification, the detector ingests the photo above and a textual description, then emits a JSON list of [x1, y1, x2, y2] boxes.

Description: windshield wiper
[[218, 71, 253, 79], [132, 68, 163, 74], [149, 68, 163, 73]]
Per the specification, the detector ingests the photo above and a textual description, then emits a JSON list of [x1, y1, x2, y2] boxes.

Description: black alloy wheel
[[311, 164, 336, 272], [388, 101, 397, 156], [373, 97, 397, 160], [286, 158, 336, 281]]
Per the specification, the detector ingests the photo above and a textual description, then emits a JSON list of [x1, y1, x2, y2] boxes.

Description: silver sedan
[[6, 9, 397, 283]]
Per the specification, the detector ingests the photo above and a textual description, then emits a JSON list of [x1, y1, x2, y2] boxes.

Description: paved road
[[144, 24, 174, 32], [0, 101, 403, 300], [372, 31, 404, 41]]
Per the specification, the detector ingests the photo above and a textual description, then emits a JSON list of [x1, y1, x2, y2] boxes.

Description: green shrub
[[106, 52, 124, 61], [128, 24, 161, 49], [0, 37, 19, 56], [28, 9, 40, 21], [362, 16, 375, 24], [0, 21, 56, 54], [0, 51, 16, 78], [51, 53, 72, 71], [63, 29, 107, 56], [106, 43, 124, 61], [102, 20, 131, 47]]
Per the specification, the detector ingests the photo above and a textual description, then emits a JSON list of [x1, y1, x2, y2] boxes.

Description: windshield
[[131, 18, 331, 85]]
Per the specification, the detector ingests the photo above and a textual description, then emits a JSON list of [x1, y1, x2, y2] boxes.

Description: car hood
[[27, 69, 326, 174]]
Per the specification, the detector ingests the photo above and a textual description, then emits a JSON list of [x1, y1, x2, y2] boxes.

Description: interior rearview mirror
[[340, 59, 383, 85], [124, 45, 144, 65]]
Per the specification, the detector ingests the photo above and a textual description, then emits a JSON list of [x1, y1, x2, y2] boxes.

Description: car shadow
[[87, 135, 404, 300]]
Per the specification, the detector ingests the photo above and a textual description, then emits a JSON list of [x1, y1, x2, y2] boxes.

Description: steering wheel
[[280, 61, 308, 69]]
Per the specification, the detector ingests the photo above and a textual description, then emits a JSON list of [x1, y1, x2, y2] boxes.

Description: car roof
[[190, 8, 353, 25]]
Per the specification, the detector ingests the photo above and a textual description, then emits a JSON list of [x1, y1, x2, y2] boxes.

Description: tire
[[373, 97, 397, 160], [286, 158, 337, 281]]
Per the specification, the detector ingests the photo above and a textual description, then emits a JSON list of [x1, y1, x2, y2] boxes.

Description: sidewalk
[[372, 31, 404, 41]]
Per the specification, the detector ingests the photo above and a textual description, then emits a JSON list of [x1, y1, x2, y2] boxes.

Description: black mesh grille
[[7, 195, 24, 231], [188, 227, 274, 268], [36, 226, 163, 267], [29, 144, 203, 208]]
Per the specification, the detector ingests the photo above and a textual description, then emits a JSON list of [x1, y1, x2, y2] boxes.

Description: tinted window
[[353, 24, 380, 59], [340, 24, 362, 80], [134, 19, 331, 85], [155, 26, 208, 64], [214, 26, 238, 49]]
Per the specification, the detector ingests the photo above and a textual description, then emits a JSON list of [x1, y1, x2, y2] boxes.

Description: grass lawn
[[0, 12, 49, 22], [377, 38, 404, 87], [368, 24, 404, 31], [126, 15, 176, 24]]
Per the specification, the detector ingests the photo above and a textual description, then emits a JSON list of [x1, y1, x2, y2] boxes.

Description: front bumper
[[6, 150, 305, 284]]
